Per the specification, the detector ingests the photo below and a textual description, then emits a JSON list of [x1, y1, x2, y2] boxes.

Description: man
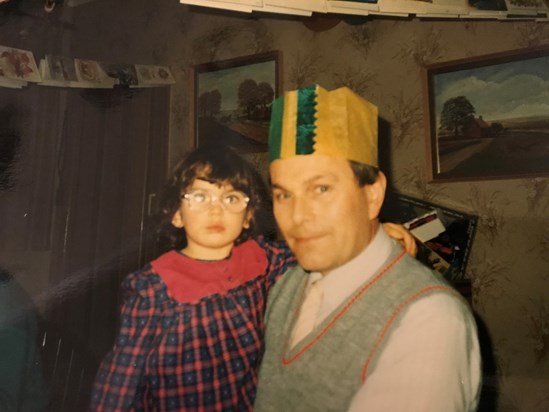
[[254, 85, 481, 411]]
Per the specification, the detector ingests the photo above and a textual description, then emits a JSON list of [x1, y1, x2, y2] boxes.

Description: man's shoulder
[[391, 256, 477, 332], [405, 291, 474, 321], [393, 250, 454, 288], [373, 248, 472, 317]]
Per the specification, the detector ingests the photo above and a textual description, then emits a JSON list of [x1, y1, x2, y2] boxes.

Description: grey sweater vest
[[254, 243, 461, 411]]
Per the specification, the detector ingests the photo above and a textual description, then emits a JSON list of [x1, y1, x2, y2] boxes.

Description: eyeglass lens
[[184, 189, 249, 212]]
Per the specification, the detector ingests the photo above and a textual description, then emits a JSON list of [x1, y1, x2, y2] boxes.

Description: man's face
[[270, 155, 386, 275]]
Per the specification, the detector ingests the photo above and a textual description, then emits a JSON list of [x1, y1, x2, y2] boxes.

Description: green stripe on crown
[[268, 95, 284, 162], [295, 85, 317, 155]]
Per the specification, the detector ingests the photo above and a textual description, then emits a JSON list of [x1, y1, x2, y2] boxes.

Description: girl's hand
[[382, 222, 418, 257]]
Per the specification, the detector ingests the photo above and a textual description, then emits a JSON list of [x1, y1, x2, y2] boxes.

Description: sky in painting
[[434, 54, 549, 122], [198, 60, 275, 112]]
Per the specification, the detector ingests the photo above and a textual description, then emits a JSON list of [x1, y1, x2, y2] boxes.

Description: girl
[[90, 146, 414, 411]]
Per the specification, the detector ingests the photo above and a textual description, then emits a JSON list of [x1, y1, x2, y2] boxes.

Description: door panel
[[0, 86, 169, 411]]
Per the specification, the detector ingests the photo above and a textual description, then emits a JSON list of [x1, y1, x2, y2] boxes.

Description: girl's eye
[[224, 194, 239, 204], [193, 192, 207, 203]]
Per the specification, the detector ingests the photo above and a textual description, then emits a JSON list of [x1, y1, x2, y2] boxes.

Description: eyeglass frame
[[182, 188, 250, 213]]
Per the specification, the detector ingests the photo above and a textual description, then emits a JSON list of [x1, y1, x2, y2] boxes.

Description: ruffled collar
[[151, 239, 267, 303]]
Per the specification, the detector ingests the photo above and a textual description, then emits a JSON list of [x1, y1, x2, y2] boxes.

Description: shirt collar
[[313, 227, 394, 320]]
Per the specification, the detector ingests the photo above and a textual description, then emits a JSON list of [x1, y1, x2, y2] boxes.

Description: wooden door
[[42, 87, 169, 410]]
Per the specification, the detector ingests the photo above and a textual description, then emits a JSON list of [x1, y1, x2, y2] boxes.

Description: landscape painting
[[191, 51, 281, 153], [423, 46, 549, 181]]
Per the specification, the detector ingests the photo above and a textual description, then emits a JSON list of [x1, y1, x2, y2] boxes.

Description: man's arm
[[348, 294, 481, 412]]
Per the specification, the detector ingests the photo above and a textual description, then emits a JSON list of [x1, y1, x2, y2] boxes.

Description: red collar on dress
[[151, 240, 267, 303]]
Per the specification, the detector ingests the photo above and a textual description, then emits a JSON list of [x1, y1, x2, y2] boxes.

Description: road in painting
[[196, 59, 276, 153], [432, 53, 549, 179]]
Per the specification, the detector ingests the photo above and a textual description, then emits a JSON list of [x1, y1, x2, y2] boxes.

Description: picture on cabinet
[[382, 192, 478, 282]]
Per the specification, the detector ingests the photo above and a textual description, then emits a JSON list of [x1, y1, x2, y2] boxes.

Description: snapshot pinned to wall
[[382, 193, 478, 282], [422, 46, 549, 182], [190, 51, 281, 154], [0, 45, 41, 88]]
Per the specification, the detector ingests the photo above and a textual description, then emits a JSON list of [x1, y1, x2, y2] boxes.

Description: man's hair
[[349, 160, 380, 186], [157, 145, 275, 252]]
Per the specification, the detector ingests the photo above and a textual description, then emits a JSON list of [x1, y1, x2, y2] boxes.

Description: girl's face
[[171, 178, 252, 260]]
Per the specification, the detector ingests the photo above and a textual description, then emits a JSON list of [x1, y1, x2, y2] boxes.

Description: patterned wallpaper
[[5, 0, 547, 410], [171, 15, 549, 412]]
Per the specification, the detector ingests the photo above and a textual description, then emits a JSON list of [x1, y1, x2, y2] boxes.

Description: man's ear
[[171, 210, 184, 228], [364, 171, 387, 220]]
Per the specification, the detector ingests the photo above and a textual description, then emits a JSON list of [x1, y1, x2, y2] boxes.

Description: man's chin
[[294, 256, 329, 274]]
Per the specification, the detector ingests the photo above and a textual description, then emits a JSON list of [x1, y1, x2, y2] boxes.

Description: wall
[[176, 13, 549, 412], [2, 0, 548, 410]]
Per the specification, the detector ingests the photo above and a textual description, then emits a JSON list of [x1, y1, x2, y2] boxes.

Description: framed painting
[[422, 46, 549, 182], [189, 51, 281, 153]]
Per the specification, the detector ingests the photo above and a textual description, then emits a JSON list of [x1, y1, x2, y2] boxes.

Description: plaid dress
[[90, 238, 295, 412]]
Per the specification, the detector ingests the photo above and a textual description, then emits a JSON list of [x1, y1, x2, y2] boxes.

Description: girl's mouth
[[207, 225, 225, 232]]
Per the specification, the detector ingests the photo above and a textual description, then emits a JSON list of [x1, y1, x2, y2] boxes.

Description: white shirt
[[301, 228, 481, 412]]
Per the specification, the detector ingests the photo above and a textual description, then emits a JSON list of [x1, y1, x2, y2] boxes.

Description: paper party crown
[[268, 84, 378, 167]]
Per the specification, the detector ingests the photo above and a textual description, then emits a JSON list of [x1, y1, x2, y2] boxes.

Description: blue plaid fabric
[[90, 239, 295, 411]]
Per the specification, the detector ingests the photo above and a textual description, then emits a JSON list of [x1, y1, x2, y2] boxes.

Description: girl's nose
[[208, 196, 224, 213]]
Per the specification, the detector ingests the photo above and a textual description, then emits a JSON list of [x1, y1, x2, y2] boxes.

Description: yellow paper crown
[[268, 84, 378, 167]]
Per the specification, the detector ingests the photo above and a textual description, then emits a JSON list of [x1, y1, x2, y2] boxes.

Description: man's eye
[[315, 185, 330, 194], [273, 191, 291, 202]]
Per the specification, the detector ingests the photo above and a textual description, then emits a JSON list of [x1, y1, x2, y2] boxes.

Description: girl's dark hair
[[157, 145, 276, 252]]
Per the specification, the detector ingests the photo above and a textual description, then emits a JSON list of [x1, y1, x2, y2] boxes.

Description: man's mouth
[[292, 233, 325, 244]]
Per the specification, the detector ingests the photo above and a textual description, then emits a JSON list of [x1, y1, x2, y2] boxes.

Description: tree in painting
[[198, 89, 222, 118], [439, 96, 476, 137], [238, 79, 260, 119], [257, 81, 274, 119], [238, 79, 274, 120]]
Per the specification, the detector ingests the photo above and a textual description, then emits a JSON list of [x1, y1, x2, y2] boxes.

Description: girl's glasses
[[183, 189, 250, 213]]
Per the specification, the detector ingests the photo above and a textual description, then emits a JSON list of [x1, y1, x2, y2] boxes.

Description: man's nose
[[291, 196, 312, 224]]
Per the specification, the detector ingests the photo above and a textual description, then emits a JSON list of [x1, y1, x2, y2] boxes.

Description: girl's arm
[[256, 238, 296, 289], [382, 222, 417, 257], [89, 269, 163, 411]]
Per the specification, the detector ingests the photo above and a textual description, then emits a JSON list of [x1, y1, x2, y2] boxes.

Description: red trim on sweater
[[360, 284, 457, 382], [282, 249, 407, 365]]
